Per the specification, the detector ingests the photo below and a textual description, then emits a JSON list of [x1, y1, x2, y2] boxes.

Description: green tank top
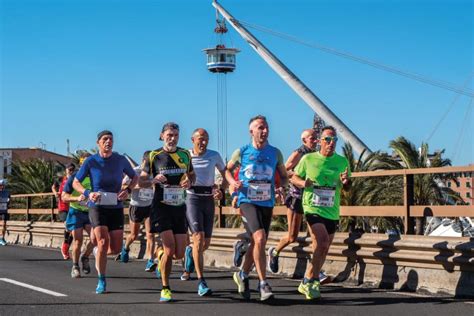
[[70, 177, 91, 212]]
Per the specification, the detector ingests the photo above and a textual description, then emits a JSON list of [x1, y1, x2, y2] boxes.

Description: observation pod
[[203, 45, 240, 73]]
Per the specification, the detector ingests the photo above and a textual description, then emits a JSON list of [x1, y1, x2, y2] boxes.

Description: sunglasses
[[322, 136, 338, 143]]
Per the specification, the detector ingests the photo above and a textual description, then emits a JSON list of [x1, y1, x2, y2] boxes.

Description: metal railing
[[7, 165, 474, 234]]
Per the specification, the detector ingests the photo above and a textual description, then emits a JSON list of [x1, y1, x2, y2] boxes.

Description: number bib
[[248, 181, 272, 201], [138, 188, 154, 201], [163, 186, 185, 206], [311, 186, 336, 207], [97, 192, 118, 206], [0, 202, 7, 212]]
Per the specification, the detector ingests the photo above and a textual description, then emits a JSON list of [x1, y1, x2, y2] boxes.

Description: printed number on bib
[[311, 186, 336, 207], [163, 186, 185, 206], [0, 202, 7, 212], [138, 188, 154, 201], [248, 181, 271, 201]]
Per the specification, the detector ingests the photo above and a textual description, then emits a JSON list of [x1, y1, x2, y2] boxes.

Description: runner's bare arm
[[61, 191, 85, 203], [284, 151, 302, 177], [139, 170, 153, 188], [291, 174, 312, 189]]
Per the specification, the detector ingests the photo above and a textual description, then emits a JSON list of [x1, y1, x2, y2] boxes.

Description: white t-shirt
[[125, 166, 153, 207], [187, 149, 225, 195]]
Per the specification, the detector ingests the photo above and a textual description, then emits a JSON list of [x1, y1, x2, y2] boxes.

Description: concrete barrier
[[4, 222, 474, 298]]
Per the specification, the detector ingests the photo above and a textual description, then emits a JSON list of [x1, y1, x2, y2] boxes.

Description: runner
[[118, 151, 157, 272], [291, 126, 351, 300], [0, 179, 11, 246], [62, 153, 94, 278], [139, 122, 195, 302], [73, 130, 137, 294], [52, 164, 75, 259], [225, 115, 288, 301], [267, 129, 317, 273], [181, 128, 226, 296]]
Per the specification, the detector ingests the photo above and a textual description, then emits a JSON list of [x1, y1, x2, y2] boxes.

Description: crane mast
[[212, 0, 372, 156]]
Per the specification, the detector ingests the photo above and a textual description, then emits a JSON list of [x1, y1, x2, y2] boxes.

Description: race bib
[[97, 192, 118, 206], [311, 186, 336, 207], [138, 188, 154, 201], [248, 181, 272, 201], [0, 202, 7, 212], [163, 186, 185, 206]]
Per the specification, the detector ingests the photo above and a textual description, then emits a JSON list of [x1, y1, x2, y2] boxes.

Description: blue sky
[[1, 0, 473, 165]]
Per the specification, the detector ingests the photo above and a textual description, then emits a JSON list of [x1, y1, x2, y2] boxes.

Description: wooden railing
[[7, 165, 474, 234]]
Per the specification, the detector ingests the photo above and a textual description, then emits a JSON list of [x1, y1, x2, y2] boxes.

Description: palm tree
[[6, 158, 64, 213], [371, 136, 462, 234], [7, 158, 63, 194], [339, 143, 404, 233]]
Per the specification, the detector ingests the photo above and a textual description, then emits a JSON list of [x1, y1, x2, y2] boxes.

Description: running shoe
[[80, 255, 91, 274], [310, 280, 321, 299], [298, 280, 320, 300], [267, 246, 279, 273], [61, 241, 70, 260], [145, 258, 157, 272], [233, 271, 250, 300], [198, 280, 212, 297], [184, 245, 195, 273], [160, 288, 172, 302], [0, 238, 7, 246], [233, 240, 247, 267], [71, 265, 81, 278], [259, 282, 274, 301], [120, 246, 129, 263], [96, 276, 107, 294], [180, 271, 190, 281], [319, 271, 330, 284]]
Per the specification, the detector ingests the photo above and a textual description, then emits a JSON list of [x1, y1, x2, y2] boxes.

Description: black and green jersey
[[143, 147, 193, 202]]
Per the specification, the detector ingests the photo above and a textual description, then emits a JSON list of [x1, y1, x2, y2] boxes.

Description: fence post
[[403, 173, 414, 234], [26, 196, 31, 221], [50, 195, 55, 223]]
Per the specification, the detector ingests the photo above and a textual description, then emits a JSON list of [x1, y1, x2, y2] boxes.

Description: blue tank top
[[237, 144, 279, 208]]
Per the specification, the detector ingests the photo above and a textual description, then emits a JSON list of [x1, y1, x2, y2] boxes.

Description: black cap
[[97, 130, 113, 140]]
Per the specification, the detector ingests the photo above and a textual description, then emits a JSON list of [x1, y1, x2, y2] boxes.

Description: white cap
[[0, 179, 6, 185]]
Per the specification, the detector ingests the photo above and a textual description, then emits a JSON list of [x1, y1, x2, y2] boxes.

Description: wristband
[[231, 191, 238, 198], [126, 187, 132, 194], [83, 190, 90, 198]]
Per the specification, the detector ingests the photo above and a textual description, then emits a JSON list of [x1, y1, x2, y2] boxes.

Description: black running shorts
[[150, 201, 187, 235], [57, 211, 68, 222], [284, 195, 304, 214], [240, 203, 273, 237], [305, 213, 339, 235], [88, 207, 124, 231], [129, 205, 151, 223]]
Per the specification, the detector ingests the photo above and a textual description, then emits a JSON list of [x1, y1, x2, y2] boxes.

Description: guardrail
[[7, 165, 474, 234]]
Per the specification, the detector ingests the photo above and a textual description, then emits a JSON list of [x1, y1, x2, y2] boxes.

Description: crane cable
[[452, 97, 473, 162], [426, 72, 474, 143], [237, 19, 474, 98]]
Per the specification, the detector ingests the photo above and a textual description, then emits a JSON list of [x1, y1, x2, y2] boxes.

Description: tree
[[7, 158, 63, 194], [339, 143, 404, 233], [371, 136, 462, 234]]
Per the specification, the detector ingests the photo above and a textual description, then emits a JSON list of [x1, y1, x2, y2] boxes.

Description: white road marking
[[0, 278, 67, 297]]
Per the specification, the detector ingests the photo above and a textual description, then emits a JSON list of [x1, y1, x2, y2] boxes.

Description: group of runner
[[0, 114, 351, 303]]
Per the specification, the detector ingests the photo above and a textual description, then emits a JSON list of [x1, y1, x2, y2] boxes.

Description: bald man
[[267, 129, 319, 274], [183, 128, 226, 296]]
